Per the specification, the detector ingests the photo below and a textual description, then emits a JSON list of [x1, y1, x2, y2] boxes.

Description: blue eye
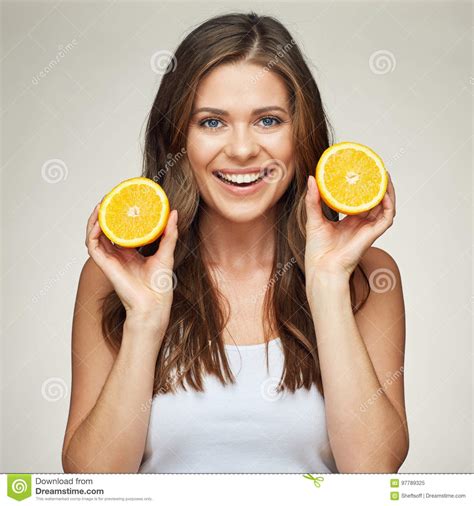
[[259, 116, 281, 127], [199, 118, 222, 129], [198, 115, 282, 130]]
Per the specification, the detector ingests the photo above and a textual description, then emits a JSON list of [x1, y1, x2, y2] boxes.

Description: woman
[[62, 12, 408, 474]]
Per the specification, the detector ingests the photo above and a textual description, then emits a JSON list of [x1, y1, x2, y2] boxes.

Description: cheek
[[253, 126, 293, 162], [187, 127, 294, 169], [265, 130, 293, 157], [262, 132, 294, 179], [187, 129, 222, 168]]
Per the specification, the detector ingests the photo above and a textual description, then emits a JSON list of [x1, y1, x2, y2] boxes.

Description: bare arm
[[303, 172, 407, 472], [307, 250, 408, 473], [62, 311, 163, 473], [62, 203, 179, 473]]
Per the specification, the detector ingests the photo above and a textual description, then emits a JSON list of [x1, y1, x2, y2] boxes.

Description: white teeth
[[216, 171, 262, 184]]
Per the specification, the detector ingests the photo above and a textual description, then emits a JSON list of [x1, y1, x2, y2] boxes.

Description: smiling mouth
[[212, 167, 274, 187]]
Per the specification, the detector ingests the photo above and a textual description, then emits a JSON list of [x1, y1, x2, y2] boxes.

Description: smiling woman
[[62, 11, 408, 474], [188, 64, 294, 204]]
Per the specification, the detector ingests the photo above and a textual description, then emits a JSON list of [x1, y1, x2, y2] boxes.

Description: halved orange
[[315, 142, 388, 215], [98, 177, 170, 248]]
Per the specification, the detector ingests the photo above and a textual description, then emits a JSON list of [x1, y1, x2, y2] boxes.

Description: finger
[[87, 219, 111, 268], [366, 171, 394, 226], [386, 171, 396, 216], [366, 202, 383, 221], [87, 199, 134, 259], [371, 191, 394, 231], [358, 171, 394, 222], [382, 178, 395, 220], [151, 210, 179, 268], [112, 242, 142, 265], [86, 202, 101, 241], [95, 230, 141, 267], [98, 232, 122, 257], [305, 176, 326, 230]]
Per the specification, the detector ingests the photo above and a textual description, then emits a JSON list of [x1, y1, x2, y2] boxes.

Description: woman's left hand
[[304, 172, 396, 284]]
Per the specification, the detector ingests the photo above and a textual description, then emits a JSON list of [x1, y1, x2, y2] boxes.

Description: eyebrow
[[191, 105, 288, 116]]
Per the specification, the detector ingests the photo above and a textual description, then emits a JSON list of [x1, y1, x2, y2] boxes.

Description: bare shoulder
[[80, 256, 115, 294], [354, 245, 405, 326], [74, 256, 117, 358], [361, 246, 400, 273], [353, 247, 409, 451], [352, 246, 402, 309], [73, 255, 118, 364], [62, 257, 117, 467]]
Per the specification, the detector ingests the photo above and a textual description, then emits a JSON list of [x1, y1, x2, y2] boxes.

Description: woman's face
[[186, 61, 295, 223]]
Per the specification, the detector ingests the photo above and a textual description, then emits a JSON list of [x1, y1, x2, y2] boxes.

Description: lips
[[212, 169, 268, 195], [213, 166, 276, 186], [212, 167, 266, 176]]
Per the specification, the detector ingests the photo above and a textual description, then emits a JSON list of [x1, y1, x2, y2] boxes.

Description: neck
[[198, 205, 276, 274]]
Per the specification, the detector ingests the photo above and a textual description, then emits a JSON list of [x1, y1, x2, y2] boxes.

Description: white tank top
[[138, 337, 338, 473]]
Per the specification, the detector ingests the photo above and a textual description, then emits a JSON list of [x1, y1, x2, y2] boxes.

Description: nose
[[223, 124, 260, 161]]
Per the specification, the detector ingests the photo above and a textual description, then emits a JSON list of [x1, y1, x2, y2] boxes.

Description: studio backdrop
[[1, 0, 472, 473]]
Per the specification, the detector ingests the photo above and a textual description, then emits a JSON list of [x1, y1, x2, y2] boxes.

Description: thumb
[[305, 176, 325, 231], [152, 209, 179, 268]]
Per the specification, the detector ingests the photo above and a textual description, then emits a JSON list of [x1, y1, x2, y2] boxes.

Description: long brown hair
[[100, 12, 371, 398]]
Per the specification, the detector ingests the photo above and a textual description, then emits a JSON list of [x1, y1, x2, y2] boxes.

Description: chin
[[215, 205, 270, 224]]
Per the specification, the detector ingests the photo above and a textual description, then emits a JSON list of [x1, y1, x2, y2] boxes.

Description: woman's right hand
[[85, 201, 179, 336]]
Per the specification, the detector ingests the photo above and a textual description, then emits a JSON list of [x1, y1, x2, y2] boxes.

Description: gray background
[[1, 0, 472, 473]]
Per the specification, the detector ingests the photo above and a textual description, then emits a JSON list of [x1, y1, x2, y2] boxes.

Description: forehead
[[194, 61, 289, 111]]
